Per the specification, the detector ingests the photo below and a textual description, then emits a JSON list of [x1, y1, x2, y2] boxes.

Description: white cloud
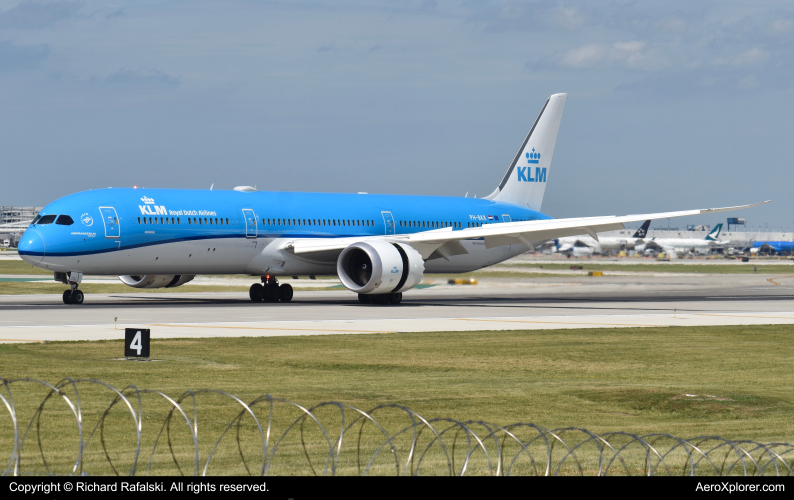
[[737, 74, 759, 89], [0, 1, 82, 29], [559, 44, 606, 67], [711, 48, 769, 67], [657, 17, 686, 33], [552, 7, 586, 31], [614, 41, 645, 52], [768, 18, 793, 34], [557, 41, 665, 70]]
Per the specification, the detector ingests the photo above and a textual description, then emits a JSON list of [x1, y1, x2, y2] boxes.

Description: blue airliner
[[17, 94, 768, 305], [752, 241, 794, 254]]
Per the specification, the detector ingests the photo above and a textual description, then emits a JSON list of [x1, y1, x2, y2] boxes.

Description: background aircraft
[[553, 220, 651, 255], [645, 224, 724, 255], [751, 240, 794, 255]]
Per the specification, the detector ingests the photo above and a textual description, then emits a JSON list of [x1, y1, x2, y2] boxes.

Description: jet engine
[[337, 240, 424, 294], [119, 275, 196, 288]]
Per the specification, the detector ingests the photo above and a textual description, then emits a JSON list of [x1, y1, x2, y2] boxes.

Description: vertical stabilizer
[[706, 223, 723, 241], [485, 93, 566, 211], [632, 220, 651, 238]]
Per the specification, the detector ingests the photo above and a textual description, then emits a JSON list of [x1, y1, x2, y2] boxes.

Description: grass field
[[0, 260, 50, 274], [499, 262, 794, 274], [2, 325, 792, 475]]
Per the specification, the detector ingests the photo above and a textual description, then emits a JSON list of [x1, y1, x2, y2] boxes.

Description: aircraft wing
[[287, 200, 769, 260]]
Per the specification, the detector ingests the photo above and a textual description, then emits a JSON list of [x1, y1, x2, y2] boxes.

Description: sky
[[1, 0, 792, 231]]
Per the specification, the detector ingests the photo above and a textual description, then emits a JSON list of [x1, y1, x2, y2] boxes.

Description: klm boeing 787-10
[[17, 94, 768, 305]]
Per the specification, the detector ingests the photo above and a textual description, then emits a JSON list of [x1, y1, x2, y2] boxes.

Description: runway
[[1, 274, 793, 343]]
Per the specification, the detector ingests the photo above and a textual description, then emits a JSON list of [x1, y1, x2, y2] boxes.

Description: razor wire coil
[[1, 378, 792, 476]]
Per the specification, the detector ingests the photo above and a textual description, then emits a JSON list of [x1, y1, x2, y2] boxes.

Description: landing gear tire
[[359, 292, 402, 305], [279, 283, 293, 302], [62, 290, 72, 304], [263, 286, 279, 302], [371, 294, 388, 305], [249, 283, 263, 302], [70, 289, 84, 304]]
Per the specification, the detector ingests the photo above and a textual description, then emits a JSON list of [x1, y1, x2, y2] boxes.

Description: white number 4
[[130, 331, 142, 355]]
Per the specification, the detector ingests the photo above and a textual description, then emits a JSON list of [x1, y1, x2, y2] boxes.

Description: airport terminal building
[[0, 206, 42, 248]]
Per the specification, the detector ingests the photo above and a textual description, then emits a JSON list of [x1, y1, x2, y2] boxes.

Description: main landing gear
[[62, 286, 84, 305], [358, 292, 402, 305], [249, 276, 293, 303]]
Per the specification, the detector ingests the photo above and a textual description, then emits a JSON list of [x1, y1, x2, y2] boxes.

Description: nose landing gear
[[62, 285, 84, 305], [249, 276, 293, 303]]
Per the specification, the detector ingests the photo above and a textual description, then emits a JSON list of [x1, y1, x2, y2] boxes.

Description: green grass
[[499, 262, 794, 274], [0, 260, 51, 275], [1, 325, 793, 475]]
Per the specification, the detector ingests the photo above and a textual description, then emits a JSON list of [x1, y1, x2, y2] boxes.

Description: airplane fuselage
[[19, 188, 551, 277]]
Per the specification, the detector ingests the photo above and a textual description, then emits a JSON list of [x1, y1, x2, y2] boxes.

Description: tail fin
[[485, 93, 567, 211], [706, 223, 722, 241], [632, 220, 651, 238]]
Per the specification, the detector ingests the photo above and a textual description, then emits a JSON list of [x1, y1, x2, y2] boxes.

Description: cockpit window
[[37, 215, 57, 225], [56, 215, 74, 225], [30, 215, 41, 225]]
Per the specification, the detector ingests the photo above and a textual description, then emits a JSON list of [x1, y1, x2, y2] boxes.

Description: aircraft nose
[[18, 229, 45, 265]]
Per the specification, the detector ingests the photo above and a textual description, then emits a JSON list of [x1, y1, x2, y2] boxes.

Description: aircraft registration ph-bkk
[[17, 94, 769, 305]]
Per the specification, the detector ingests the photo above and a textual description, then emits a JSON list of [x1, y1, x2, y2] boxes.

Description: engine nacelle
[[337, 241, 424, 294], [119, 275, 196, 289]]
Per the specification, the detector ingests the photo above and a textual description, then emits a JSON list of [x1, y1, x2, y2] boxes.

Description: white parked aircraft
[[554, 220, 651, 255], [647, 224, 723, 255]]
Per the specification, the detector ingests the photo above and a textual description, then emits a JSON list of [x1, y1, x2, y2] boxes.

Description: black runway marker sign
[[125, 328, 150, 358]]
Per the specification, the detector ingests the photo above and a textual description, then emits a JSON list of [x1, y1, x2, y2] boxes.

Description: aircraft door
[[242, 209, 257, 238], [501, 214, 512, 223], [381, 211, 395, 235], [99, 207, 120, 238]]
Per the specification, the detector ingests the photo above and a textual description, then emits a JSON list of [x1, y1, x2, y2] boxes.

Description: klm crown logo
[[138, 195, 168, 216], [526, 148, 541, 164], [517, 147, 546, 183]]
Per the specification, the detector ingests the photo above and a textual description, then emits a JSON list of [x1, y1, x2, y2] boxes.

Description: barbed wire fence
[[2, 377, 792, 476]]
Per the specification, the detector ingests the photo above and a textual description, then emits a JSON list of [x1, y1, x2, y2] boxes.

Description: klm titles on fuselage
[[138, 198, 217, 217]]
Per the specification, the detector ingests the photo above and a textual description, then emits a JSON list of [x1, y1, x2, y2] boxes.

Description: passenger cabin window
[[37, 215, 57, 225], [55, 215, 74, 225]]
